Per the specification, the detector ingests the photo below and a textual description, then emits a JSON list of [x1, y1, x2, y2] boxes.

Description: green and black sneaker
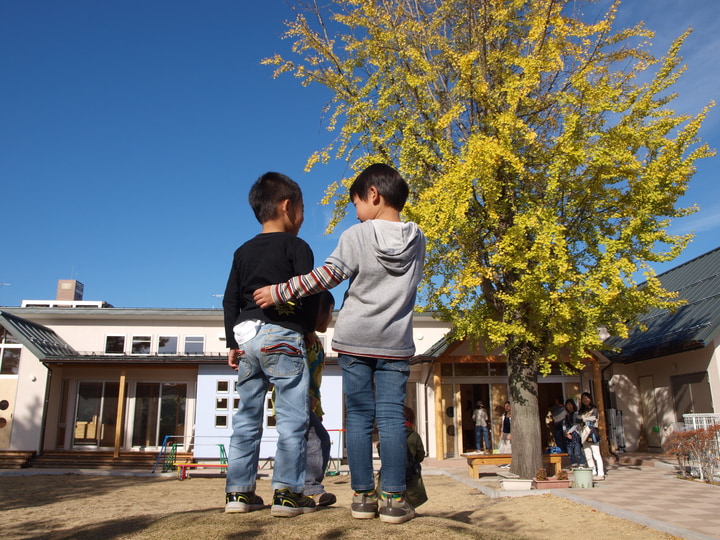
[[225, 492, 265, 513], [270, 488, 317, 517]]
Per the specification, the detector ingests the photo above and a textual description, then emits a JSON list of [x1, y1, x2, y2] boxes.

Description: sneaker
[[378, 493, 415, 524], [351, 490, 379, 519], [271, 488, 317, 517], [225, 492, 265, 513], [311, 492, 337, 507], [499, 463, 511, 469], [593, 475, 605, 481]]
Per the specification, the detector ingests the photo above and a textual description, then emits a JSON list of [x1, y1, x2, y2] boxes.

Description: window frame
[[131, 335, 152, 355], [0, 345, 21, 375], [104, 335, 126, 355], [157, 335, 178, 355], [183, 335, 204, 355]]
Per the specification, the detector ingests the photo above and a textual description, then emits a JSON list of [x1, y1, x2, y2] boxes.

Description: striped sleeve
[[270, 262, 347, 304]]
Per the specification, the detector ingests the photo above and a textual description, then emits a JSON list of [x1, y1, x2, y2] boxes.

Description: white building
[[0, 285, 449, 463], [3, 244, 719, 467]]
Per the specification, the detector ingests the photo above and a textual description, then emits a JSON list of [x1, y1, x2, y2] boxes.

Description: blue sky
[[1, 0, 718, 309]]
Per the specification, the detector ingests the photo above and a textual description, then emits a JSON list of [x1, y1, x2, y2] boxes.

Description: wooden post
[[113, 369, 126, 459], [433, 363, 445, 460], [590, 359, 610, 457]]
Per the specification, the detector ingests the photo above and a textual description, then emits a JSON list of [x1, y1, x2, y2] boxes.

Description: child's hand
[[253, 286, 274, 308], [227, 349, 240, 371]]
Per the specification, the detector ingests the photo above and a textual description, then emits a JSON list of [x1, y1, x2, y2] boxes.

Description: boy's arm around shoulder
[[253, 262, 348, 308]]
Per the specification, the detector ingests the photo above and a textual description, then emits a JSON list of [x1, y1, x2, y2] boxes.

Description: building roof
[[603, 246, 720, 363], [0, 309, 78, 359], [0, 309, 227, 365]]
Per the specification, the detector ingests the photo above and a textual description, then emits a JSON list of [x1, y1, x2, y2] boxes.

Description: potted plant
[[532, 466, 571, 489], [498, 469, 533, 490]]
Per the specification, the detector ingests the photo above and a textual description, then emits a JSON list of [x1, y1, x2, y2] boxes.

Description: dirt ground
[[0, 473, 679, 540]]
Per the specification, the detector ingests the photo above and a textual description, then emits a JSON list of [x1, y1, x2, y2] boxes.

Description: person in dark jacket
[[403, 406, 427, 508]]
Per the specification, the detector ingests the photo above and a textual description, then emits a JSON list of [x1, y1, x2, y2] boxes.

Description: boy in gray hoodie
[[254, 163, 425, 524]]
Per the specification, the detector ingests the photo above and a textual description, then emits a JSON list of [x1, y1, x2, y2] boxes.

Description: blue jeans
[[339, 354, 409, 494], [304, 411, 331, 495], [474, 425, 490, 451], [226, 324, 309, 493], [566, 432, 586, 466], [554, 423, 568, 452]]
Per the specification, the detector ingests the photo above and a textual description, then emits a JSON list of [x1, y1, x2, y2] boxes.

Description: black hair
[[565, 398, 577, 412], [349, 163, 409, 211], [248, 172, 302, 224], [578, 392, 595, 414], [318, 290, 335, 311]]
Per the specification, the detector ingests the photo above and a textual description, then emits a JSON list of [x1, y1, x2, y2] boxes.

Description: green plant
[[535, 467, 548, 481], [556, 469, 568, 481]]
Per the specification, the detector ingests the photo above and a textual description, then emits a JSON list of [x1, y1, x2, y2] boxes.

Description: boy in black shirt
[[223, 172, 318, 517]]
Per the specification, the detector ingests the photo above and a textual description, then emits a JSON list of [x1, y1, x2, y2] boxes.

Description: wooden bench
[[174, 462, 227, 480], [460, 452, 568, 479]]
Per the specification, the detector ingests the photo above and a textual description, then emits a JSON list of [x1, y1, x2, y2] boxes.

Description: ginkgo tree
[[264, 0, 714, 478]]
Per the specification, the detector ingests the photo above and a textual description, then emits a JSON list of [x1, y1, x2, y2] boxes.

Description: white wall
[[8, 349, 48, 452]]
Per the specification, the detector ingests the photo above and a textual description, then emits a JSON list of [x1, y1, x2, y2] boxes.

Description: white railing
[[682, 413, 720, 482]]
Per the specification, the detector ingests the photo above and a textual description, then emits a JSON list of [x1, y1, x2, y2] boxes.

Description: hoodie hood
[[370, 220, 425, 275]]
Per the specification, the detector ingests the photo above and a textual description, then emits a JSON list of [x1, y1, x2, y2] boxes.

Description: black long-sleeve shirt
[[223, 232, 318, 349]]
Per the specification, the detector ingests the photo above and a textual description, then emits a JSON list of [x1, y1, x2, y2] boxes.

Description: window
[[1, 347, 20, 375], [217, 380, 229, 393], [215, 415, 228, 428], [105, 336, 125, 355], [131, 336, 151, 355], [158, 336, 178, 355], [184, 336, 204, 355], [1, 327, 21, 375], [1, 326, 18, 344], [216, 397, 228, 410]]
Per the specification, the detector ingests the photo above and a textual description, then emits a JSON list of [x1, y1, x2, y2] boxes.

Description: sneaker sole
[[379, 508, 415, 524], [225, 502, 264, 513], [351, 508, 378, 519], [270, 504, 317, 517]]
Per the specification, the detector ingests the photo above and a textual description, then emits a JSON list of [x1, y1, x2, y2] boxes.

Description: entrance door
[[132, 383, 187, 448], [538, 382, 565, 448], [460, 384, 491, 452], [639, 375, 662, 448], [73, 382, 120, 447]]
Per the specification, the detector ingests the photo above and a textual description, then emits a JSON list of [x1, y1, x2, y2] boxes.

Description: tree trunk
[[507, 344, 543, 479]]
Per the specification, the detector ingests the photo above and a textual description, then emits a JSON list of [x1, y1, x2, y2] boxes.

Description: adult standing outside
[[471, 401, 490, 454], [498, 401, 512, 468], [563, 398, 586, 468], [579, 392, 605, 480], [550, 397, 567, 452]]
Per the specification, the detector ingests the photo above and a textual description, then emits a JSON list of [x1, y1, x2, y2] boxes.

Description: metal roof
[[0, 310, 229, 365], [0, 309, 78, 359], [603, 246, 720, 363]]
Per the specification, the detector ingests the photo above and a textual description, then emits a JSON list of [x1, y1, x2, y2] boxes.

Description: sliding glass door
[[132, 383, 187, 448], [73, 382, 120, 447]]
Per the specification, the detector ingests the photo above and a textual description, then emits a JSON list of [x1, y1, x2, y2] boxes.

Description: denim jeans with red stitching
[[226, 323, 309, 494]]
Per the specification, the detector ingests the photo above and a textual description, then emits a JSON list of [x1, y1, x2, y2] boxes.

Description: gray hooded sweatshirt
[[326, 219, 425, 358]]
